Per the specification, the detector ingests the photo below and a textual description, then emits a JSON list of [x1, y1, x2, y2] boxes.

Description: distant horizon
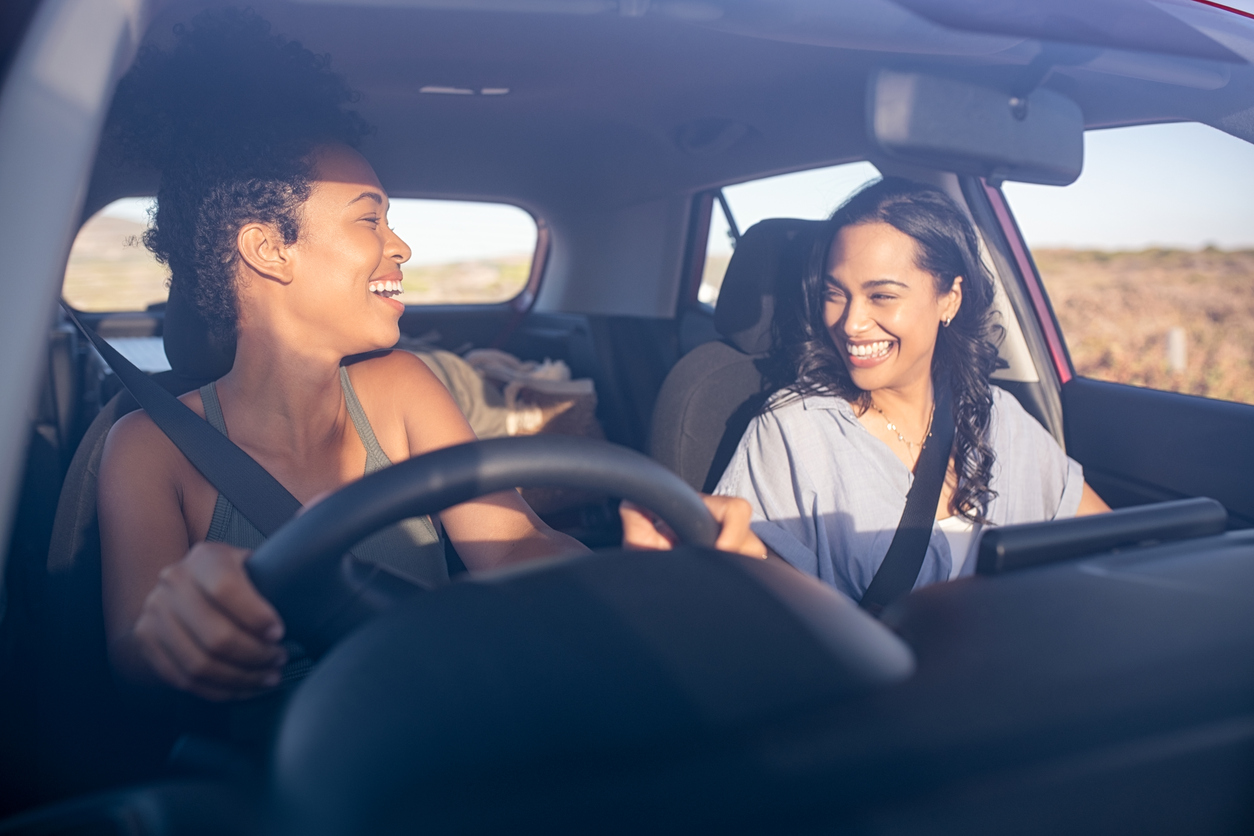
[[97, 196, 539, 267], [89, 206, 1254, 261]]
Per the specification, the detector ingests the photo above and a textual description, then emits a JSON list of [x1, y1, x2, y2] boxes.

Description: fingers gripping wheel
[[245, 436, 720, 654]]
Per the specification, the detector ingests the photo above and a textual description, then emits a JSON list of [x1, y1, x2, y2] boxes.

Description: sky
[[713, 122, 1254, 254], [1003, 121, 1254, 250], [104, 120, 1254, 263]]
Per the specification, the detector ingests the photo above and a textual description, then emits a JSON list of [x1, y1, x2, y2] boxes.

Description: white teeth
[[369, 279, 403, 298], [847, 340, 893, 358]]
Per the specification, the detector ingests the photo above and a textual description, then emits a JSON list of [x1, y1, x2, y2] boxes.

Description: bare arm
[[98, 411, 287, 700], [354, 351, 588, 570], [1076, 481, 1111, 516]]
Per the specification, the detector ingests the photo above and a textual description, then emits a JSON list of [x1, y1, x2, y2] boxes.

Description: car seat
[[38, 281, 228, 798], [650, 218, 824, 492]]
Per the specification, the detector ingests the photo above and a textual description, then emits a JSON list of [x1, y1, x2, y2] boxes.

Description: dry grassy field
[[1034, 248, 1254, 405], [62, 216, 169, 312], [706, 246, 1254, 406], [399, 256, 529, 305]]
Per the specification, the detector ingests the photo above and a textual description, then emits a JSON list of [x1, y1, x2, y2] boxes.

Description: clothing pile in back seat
[[407, 346, 605, 514]]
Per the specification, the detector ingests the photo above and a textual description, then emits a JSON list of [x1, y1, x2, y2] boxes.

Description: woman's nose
[[843, 297, 873, 334], [386, 224, 412, 265]]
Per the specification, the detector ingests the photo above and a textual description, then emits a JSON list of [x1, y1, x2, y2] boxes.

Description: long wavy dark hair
[[771, 177, 1005, 522], [106, 9, 370, 347]]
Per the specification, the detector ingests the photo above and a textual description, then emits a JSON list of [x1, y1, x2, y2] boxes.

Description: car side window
[[387, 199, 539, 305], [697, 161, 881, 307], [62, 198, 166, 312], [62, 197, 541, 311], [1003, 123, 1254, 405]]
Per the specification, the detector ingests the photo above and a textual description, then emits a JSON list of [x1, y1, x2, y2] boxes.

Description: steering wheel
[[244, 435, 720, 654]]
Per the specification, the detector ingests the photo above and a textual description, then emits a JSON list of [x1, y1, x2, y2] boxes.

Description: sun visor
[[868, 70, 1084, 186]]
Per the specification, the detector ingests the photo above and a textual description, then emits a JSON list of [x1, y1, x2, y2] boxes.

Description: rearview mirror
[[868, 70, 1084, 186]]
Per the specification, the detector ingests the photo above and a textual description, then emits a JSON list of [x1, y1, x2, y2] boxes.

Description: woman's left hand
[[620, 494, 768, 559]]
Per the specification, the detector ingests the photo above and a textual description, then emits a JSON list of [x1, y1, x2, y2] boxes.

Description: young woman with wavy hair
[[715, 178, 1107, 602]]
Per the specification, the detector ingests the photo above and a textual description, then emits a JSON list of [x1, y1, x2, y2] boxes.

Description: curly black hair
[[771, 177, 1006, 522], [107, 9, 370, 347]]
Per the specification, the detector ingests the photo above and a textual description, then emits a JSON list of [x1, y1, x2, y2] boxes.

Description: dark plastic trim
[[976, 497, 1228, 575]]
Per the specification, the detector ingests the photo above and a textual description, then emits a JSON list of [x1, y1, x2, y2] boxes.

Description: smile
[[369, 278, 403, 298], [846, 340, 894, 359]]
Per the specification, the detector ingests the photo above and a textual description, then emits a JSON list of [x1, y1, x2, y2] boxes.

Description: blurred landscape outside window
[[699, 161, 880, 306], [1004, 122, 1254, 406], [62, 197, 538, 311]]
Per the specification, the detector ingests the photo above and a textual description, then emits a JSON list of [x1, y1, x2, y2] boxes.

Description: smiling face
[[272, 143, 412, 355], [823, 221, 962, 395]]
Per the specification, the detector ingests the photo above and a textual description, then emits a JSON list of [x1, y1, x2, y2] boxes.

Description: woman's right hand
[[128, 541, 288, 701]]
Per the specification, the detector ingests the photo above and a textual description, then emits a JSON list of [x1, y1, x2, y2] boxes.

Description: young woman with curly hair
[[99, 11, 760, 703], [715, 178, 1108, 602]]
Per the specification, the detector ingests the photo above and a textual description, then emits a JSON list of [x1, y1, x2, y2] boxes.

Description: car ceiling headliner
[[89, 0, 1254, 214]]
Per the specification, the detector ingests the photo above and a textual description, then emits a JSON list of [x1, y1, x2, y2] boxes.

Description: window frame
[[681, 190, 716, 310]]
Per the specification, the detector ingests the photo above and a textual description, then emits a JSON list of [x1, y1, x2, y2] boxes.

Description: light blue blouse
[[714, 387, 1084, 602]]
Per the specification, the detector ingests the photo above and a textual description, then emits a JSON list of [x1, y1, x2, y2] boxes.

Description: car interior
[[2, 0, 1254, 833]]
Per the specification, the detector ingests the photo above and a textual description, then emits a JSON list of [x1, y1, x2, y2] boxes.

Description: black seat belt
[[859, 381, 956, 618], [62, 303, 301, 537]]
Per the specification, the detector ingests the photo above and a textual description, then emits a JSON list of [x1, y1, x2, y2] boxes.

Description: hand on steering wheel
[[621, 496, 767, 558]]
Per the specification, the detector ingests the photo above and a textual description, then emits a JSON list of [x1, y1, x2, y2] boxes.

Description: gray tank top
[[200, 366, 449, 589]]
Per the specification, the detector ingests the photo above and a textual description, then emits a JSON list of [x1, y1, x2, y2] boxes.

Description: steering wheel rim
[[245, 435, 719, 653]]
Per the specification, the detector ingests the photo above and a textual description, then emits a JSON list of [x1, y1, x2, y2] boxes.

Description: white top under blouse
[[935, 514, 978, 580]]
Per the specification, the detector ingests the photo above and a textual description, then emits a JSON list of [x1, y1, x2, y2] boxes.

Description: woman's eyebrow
[[347, 191, 384, 207], [862, 278, 909, 290]]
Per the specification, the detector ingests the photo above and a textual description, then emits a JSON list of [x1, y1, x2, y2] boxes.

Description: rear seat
[[650, 218, 824, 492]]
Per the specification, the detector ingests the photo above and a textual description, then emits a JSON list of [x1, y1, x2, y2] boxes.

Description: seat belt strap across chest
[[859, 381, 956, 618], [63, 303, 302, 537]]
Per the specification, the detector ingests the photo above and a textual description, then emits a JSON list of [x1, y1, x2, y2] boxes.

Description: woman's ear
[[941, 276, 963, 324], [237, 223, 293, 285]]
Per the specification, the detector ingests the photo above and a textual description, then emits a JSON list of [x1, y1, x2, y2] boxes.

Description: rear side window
[[62, 198, 165, 312], [63, 197, 540, 311], [388, 199, 538, 305], [698, 161, 880, 307], [1003, 122, 1254, 405]]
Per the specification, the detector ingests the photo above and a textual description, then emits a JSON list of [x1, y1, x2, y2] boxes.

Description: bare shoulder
[[345, 349, 444, 397], [99, 410, 187, 537], [106, 408, 171, 464], [101, 388, 210, 485], [344, 350, 474, 456]]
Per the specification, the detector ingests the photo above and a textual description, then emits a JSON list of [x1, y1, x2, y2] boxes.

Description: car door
[[973, 122, 1254, 527]]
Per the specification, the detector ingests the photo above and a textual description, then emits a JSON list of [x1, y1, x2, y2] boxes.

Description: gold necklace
[[870, 399, 935, 455]]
